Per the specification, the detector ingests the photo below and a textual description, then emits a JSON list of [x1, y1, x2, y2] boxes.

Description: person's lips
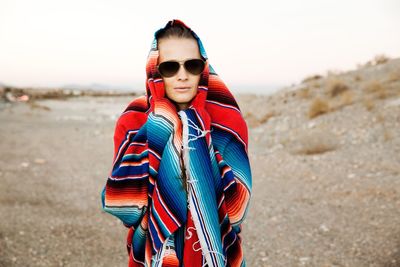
[[174, 86, 191, 90]]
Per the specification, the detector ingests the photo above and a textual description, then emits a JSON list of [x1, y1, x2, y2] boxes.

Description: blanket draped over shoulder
[[101, 19, 252, 267]]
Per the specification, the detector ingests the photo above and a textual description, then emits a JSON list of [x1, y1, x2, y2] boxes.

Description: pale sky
[[0, 0, 399, 94]]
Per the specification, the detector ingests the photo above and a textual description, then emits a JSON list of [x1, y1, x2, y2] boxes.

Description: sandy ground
[[0, 59, 400, 267]]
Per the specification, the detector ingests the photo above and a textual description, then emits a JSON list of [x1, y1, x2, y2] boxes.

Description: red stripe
[[151, 185, 181, 232]]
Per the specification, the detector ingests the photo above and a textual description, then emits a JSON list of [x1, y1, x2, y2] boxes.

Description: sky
[[0, 0, 399, 94]]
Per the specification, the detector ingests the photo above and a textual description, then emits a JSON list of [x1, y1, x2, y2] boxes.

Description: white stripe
[[205, 100, 240, 113], [179, 110, 217, 267], [152, 237, 168, 267]]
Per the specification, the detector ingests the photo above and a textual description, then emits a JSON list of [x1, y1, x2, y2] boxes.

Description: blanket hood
[[145, 19, 211, 111]]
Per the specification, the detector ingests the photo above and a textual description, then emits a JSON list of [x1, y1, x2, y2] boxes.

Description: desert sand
[[0, 57, 399, 266]]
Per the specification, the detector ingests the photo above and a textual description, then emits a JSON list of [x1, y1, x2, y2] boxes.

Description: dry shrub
[[354, 75, 362, 82], [243, 111, 258, 128], [373, 54, 390, 65], [363, 98, 375, 111], [387, 71, 400, 82], [340, 90, 354, 106], [363, 81, 387, 99], [375, 113, 385, 124], [259, 111, 276, 124], [364, 80, 384, 93], [326, 79, 350, 97], [308, 97, 330, 118], [358, 54, 391, 68], [243, 111, 276, 128], [298, 87, 311, 99], [302, 74, 323, 84], [285, 128, 339, 155], [384, 129, 393, 142]]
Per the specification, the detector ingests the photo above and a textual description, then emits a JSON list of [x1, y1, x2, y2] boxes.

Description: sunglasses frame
[[157, 58, 206, 78]]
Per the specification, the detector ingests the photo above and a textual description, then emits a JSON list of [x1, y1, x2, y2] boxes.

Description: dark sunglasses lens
[[158, 61, 180, 77], [185, 59, 205, 75]]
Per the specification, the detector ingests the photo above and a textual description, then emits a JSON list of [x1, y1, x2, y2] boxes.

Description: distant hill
[[61, 83, 135, 92], [239, 55, 400, 128]]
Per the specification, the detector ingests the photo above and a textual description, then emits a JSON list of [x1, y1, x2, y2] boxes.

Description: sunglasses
[[157, 58, 205, 78]]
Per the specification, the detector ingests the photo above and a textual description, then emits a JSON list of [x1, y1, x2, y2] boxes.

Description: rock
[[319, 224, 330, 232], [20, 162, 29, 168], [299, 257, 310, 264], [34, 158, 46, 164]]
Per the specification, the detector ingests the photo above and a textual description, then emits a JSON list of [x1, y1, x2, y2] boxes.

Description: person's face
[[158, 37, 202, 110]]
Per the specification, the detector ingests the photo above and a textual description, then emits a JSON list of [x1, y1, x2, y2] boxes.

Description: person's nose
[[177, 64, 188, 81]]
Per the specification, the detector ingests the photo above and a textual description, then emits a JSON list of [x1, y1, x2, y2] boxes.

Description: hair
[[156, 25, 196, 42], [156, 25, 204, 61]]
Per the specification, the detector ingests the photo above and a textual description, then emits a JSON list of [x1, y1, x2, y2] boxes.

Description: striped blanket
[[101, 19, 252, 266]]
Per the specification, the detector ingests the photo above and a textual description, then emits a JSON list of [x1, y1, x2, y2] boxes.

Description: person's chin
[[175, 97, 191, 104], [175, 91, 193, 99]]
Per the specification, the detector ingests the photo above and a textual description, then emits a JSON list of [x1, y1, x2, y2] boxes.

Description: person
[[101, 19, 252, 267]]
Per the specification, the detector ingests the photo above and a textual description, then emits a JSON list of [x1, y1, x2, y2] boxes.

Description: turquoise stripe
[[103, 205, 146, 227], [122, 151, 148, 161]]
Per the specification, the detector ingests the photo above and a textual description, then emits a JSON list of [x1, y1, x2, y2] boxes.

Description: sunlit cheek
[[193, 75, 201, 88], [163, 78, 173, 96]]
